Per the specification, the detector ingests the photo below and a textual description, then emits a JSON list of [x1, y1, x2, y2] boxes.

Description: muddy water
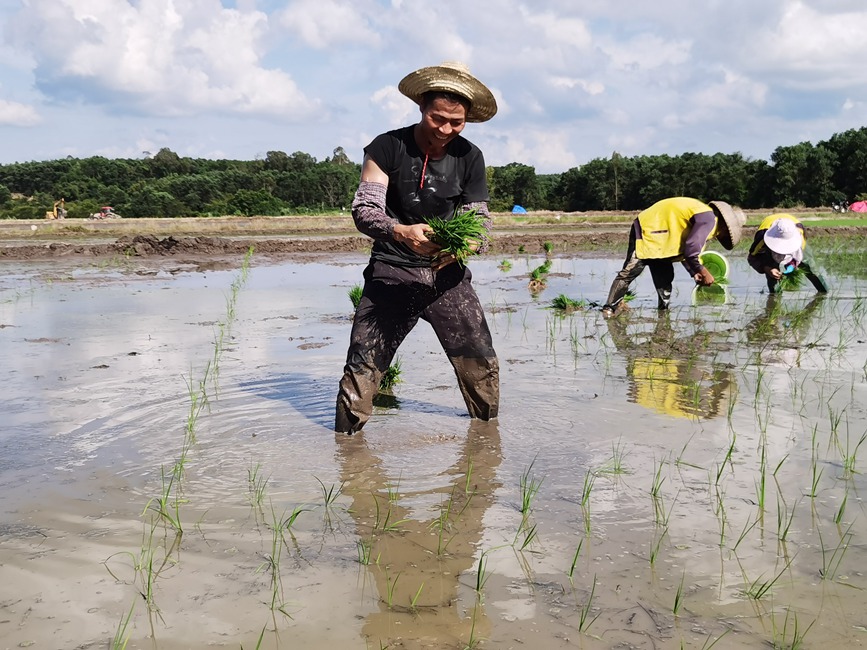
[[1, 250, 866, 649]]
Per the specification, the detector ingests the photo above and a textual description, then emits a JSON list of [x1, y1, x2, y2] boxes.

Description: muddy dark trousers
[[604, 230, 676, 310], [335, 261, 499, 433], [768, 260, 828, 294]]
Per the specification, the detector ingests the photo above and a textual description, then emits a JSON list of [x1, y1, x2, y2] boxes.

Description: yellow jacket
[[635, 197, 718, 260]]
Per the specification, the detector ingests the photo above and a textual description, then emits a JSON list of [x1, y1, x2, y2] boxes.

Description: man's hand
[[694, 267, 714, 286], [765, 267, 782, 280], [393, 223, 440, 256]]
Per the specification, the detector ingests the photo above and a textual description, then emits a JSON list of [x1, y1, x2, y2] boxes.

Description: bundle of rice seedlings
[[379, 356, 402, 392], [427, 208, 487, 266], [777, 265, 806, 292], [498, 259, 512, 272], [550, 294, 587, 312], [348, 284, 363, 310]]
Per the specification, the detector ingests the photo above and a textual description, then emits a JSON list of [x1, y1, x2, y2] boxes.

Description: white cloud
[[484, 128, 579, 172], [278, 0, 380, 48], [0, 99, 40, 126], [9, 0, 320, 119], [371, 85, 417, 129], [744, 1, 867, 88]]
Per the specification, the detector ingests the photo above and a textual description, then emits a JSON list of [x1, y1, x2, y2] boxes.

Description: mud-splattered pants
[[335, 260, 499, 433], [604, 228, 680, 310]]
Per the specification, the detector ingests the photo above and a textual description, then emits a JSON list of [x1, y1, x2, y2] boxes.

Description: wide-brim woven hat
[[708, 201, 746, 250], [398, 61, 497, 123], [763, 218, 803, 254]]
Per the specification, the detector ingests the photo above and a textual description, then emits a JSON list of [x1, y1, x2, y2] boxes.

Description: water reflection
[[606, 312, 734, 419], [744, 293, 827, 346], [335, 420, 502, 648]]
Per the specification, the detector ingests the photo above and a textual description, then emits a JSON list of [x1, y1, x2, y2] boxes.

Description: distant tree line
[[1, 127, 866, 219]]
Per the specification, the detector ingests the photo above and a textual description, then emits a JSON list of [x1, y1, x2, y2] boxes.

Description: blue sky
[[1, 0, 865, 173]]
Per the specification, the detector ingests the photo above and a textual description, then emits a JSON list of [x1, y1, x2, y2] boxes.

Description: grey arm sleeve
[[683, 211, 716, 275], [351, 181, 394, 241], [460, 201, 493, 254]]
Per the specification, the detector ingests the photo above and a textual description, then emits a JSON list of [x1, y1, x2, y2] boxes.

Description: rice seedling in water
[[742, 559, 792, 601], [379, 356, 402, 392], [770, 608, 815, 650], [314, 476, 344, 509], [383, 567, 401, 609], [567, 539, 584, 585], [498, 259, 512, 271], [348, 284, 363, 310], [673, 571, 686, 616], [777, 265, 807, 292], [543, 241, 554, 255], [427, 208, 487, 266], [550, 294, 587, 312], [247, 462, 269, 509], [518, 459, 543, 529], [356, 538, 373, 565], [111, 599, 136, 650], [598, 438, 629, 475], [818, 522, 854, 581], [834, 488, 849, 525], [577, 574, 601, 633]]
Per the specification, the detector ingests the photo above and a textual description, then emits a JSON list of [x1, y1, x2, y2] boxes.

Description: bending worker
[[747, 214, 827, 293], [335, 62, 500, 434], [601, 197, 746, 315]]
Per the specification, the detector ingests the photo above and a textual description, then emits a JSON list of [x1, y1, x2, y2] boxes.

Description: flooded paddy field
[[1, 241, 866, 650]]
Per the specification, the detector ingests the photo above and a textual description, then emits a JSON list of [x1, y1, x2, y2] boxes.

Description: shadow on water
[[238, 372, 466, 431]]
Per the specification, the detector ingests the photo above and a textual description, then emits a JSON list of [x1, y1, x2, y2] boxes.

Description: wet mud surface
[[1, 244, 867, 649]]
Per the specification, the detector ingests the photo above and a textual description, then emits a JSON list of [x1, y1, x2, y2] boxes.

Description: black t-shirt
[[365, 125, 489, 267]]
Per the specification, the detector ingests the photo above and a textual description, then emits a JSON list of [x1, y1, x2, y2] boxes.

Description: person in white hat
[[601, 197, 746, 315], [747, 214, 827, 293], [335, 62, 499, 434]]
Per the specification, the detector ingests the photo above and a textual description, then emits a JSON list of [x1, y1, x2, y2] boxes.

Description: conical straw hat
[[398, 61, 497, 123]]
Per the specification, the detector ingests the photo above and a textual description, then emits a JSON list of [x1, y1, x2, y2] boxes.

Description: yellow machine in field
[[45, 198, 67, 220]]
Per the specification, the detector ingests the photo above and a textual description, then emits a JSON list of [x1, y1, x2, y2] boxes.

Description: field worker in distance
[[601, 197, 746, 316], [747, 214, 828, 293], [334, 61, 500, 434]]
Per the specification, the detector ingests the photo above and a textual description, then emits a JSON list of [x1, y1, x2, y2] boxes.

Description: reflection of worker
[[336, 420, 501, 646], [747, 214, 827, 293], [601, 197, 746, 315], [335, 62, 500, 433], [744, 293, 826, 346], [605, 313, 733, 419]]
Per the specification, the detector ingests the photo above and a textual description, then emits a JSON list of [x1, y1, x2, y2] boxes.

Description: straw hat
[[763, 218, 803, 254], [708, 201, 746, 250], [398, 61, 497, 123]]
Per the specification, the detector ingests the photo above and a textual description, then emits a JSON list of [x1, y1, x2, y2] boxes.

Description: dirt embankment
[[1, 225, 865, 262]]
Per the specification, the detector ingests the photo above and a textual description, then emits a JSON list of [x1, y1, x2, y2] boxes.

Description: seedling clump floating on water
[[427, 208, 487, 266]]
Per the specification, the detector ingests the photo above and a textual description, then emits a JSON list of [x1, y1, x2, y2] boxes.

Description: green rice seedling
[[314, 476, 344, 509], [247, 462, 269, 508], [516, 523, 538, 551], [517, 244, 526, 254], [356, 538, 373, 565], [465, 602, 482, 649], [111, 599, 136, 650], [770, 608, 815, 650], [578, 574, 601, 633], [379, 356, 402, 392], [387, 472, 402, 502], [498, 259, 512, 272], [598, 438, 629, 475], [373, 496, 408, 532], [775, 493, 799, 543], [550, 294, 587, 312], [675, 434, 703, 470], [818, 522, 854, 580], [384, 568, 401, 609], [742, 559, 791, 601], [694, 630, 730, 649], [649, 527, 668, 567], [474, 550, 491, 601], [348, 284, 363, 310], [580, 470, 595, 535], [543, 241, 554, 255], [834, 488, 849, 525], [715, 433, 737, 486], [409, 582, 425, 611], [777, 265, 807, 292], [567, 539, 584, 585], [836, 429, 867, 478], [673, 571, 686, 616], [732, 513, 759, 554], [431, 490, 455, 556], [240, 625, 267, 650], [427, 208, 487, 266], [518, 459, 543, 528]]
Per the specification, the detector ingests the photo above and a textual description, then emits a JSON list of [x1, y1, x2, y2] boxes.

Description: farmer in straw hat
[[747, 214, 827, 293], [601, 197, 746, 315], [335, 62, 499, 434]]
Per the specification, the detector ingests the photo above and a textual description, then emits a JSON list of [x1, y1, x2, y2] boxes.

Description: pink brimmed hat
[[398, 61, 498, 123]]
